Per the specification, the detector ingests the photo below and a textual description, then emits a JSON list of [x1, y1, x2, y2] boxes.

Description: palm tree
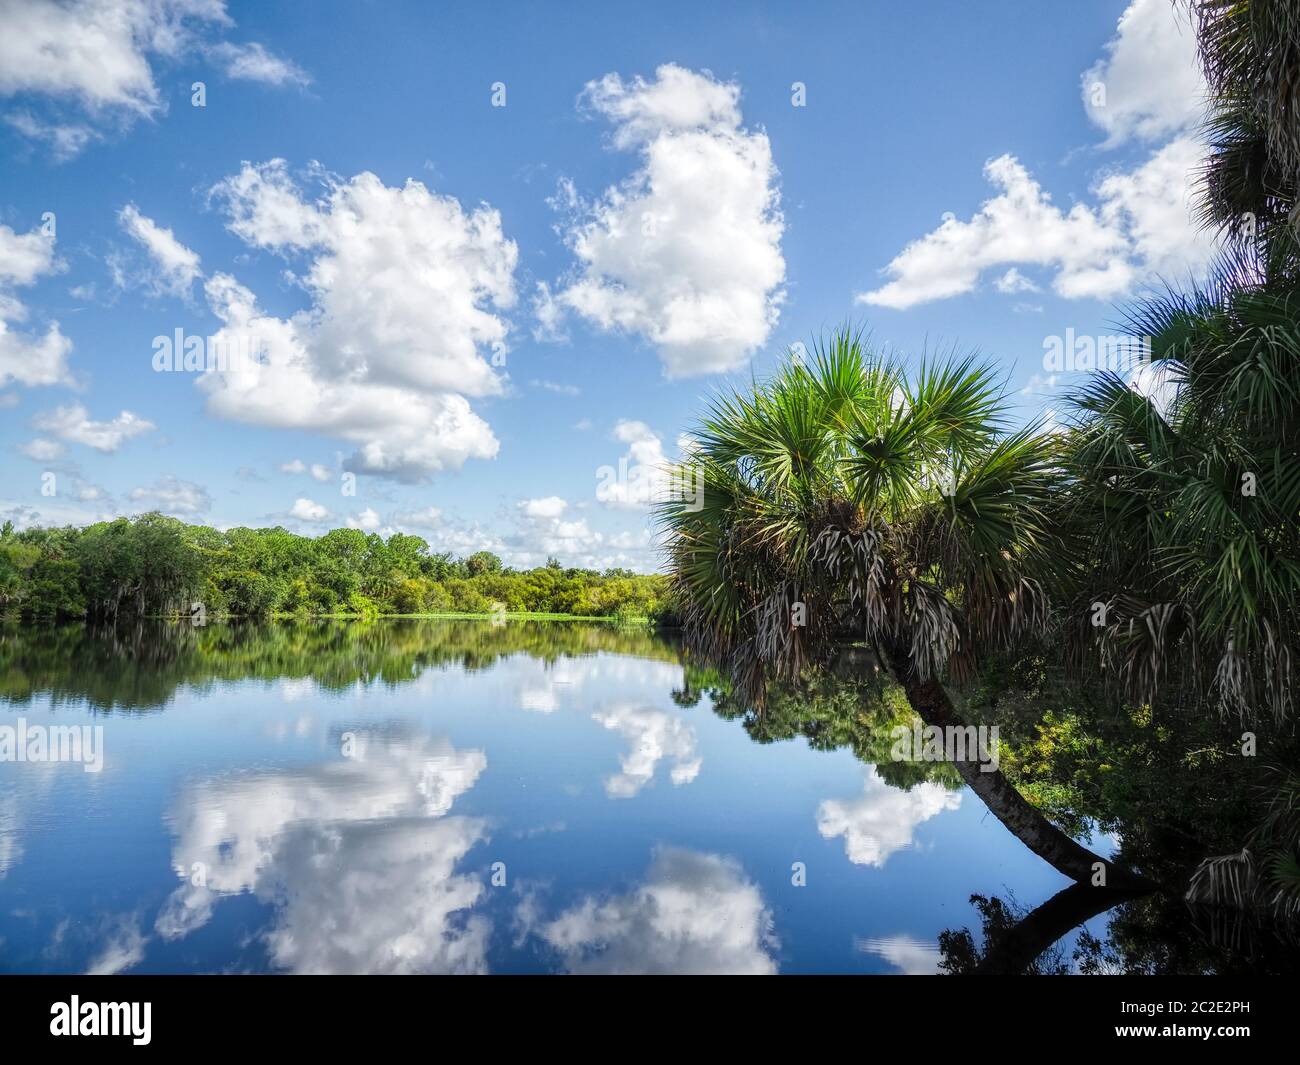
[[657, 330, 1145, 888], [1057, 0, 1300, 913], [1054, 276, 1300, 723], [1190, 0, 1300, 280], [1186, 766, 1300, 920], [1056, 0, 1300, 740]]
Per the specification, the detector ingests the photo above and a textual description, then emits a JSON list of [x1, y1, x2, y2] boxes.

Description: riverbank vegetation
[[0, 517, 668, 622], [0, 618, 684, 711]]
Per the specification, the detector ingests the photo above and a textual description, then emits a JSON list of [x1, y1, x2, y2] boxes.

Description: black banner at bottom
[[0, 975, 1283, 1051]]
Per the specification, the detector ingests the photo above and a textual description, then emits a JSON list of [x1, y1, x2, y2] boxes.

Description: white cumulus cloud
[[84, 914, 148, 976], [154, 731, 490, 974], [199, 160, 517, 481], [856, 933, 943, 975], [553, 64, 785, 377], [18, 437, 64, 461], [0, 223, 72, 389], [595, 419, 674, 511], [817, 768, 962, 867], [0, 1, 308, 157], [32, 403, 155, 452], [859, 0, 1216, 312], [518, 495, 568, 520], [129, 475, 210, 516], [858, 140, 1216, 309], [346, 507, 381, 531], [592, 703, 701, 798], [209, 40, 309, 87], [118, 203, 202, 297], [289, 497, 329, 523], [529, 846, 778, 974], [3, 111, 99, 161], [0, 0, 222, 115], [1082, 0, 1205, 146]]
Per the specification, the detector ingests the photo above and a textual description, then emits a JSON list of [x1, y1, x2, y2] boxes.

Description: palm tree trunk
[[971, 881, 1146, 974], [892, 660, 1151, 890]]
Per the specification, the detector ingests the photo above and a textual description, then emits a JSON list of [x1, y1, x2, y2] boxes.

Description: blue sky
[[0, 0, 1213, 571]]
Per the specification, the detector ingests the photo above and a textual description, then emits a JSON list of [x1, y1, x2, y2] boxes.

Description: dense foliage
[[0, 514, 668, 622], [0, 618, 683, 711]]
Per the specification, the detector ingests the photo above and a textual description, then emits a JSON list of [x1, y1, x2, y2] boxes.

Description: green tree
[[465, 550, 503, 577], [1191, 0, 1300, 279], [1058, 1, 1299, 727], [1, 516, 667, 623], [657, 329, 1141, 886]]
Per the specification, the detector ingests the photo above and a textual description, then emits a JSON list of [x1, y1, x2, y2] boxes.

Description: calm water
[[0, 620, 1274, 974]]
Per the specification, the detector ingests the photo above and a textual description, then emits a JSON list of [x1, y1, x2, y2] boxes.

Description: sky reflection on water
[[0, 620, 1111, 974]]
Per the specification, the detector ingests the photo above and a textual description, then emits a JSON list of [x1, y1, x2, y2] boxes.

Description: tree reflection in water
[[4, 619, 1297, 973]]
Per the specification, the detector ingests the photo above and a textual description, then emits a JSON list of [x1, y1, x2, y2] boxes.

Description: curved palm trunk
[[971, 881, 1146, 975], [892, 658, 1151, 891]]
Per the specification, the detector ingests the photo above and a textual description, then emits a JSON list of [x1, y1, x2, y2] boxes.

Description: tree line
[[0, 515, 668, 622]]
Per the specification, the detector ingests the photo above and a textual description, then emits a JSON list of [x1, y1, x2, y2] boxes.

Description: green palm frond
[[1187, 0, 1300, 275], [1063, 264, 1300, 720], [1187, 767, 1300, 918], [656, 327, 1056, 705]]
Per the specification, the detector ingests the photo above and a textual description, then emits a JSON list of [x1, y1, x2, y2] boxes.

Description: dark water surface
[[0, 620, 1282, 974]]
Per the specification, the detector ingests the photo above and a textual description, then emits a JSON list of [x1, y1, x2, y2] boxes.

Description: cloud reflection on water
[[156, 729, 491, 974]]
